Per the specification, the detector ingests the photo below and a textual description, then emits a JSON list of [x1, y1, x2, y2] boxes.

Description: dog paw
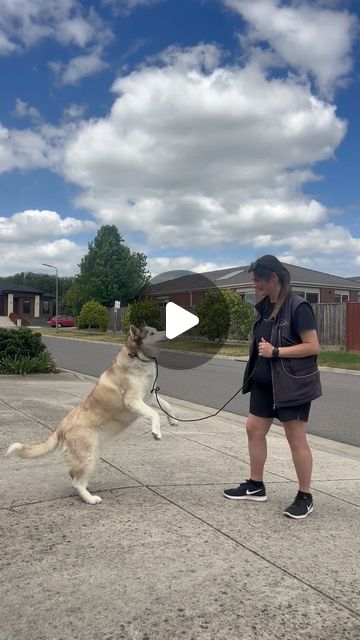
[[152, 430, 162, 440], [169, 418, 178, 426], [87, 495, 102, 505]]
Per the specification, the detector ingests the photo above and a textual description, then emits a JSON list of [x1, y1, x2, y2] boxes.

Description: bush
[[0, 352, 58, 375], [196, 290, 254, 342], [77, 300, 110, 332], [9, 312, 30, 327], [122, 298, 162, 332], [0, 327, 57, 375], [0, 327, 46, 358]]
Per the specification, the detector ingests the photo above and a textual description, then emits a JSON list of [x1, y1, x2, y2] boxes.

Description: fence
[[110, 302, 360, 350], [346, 302, 360, 351], [312, 303, 346, 349]]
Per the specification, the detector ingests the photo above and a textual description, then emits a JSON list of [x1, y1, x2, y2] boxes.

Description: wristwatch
[[272, 347, 280, 358]]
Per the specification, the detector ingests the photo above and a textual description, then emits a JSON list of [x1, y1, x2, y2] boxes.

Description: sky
[[0, 0, 360, 280]]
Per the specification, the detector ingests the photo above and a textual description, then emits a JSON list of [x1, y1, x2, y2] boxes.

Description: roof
[[0, 281, 55, 297], [144, 263, 360, 295]]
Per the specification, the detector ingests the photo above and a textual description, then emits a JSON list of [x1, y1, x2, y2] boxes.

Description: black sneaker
[[223, 479, 267, 501], [283, 491, 313, 519]]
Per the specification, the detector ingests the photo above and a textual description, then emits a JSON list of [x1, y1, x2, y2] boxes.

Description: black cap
[[248, 255, 285, 277]]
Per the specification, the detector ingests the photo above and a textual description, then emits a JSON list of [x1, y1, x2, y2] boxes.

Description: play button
[[166, 302, 199, 339]]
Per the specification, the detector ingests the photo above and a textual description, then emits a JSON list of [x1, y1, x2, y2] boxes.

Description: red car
[[49, 315, 75, 328]]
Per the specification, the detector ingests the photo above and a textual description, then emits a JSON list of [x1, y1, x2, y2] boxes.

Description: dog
[[7, 324, 178, 505]]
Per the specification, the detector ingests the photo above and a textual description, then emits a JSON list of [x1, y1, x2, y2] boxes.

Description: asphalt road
[[42, 336, 360, 447]]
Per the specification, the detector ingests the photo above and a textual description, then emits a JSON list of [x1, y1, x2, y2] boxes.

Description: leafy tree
[[74, 225, 151, 309], [122, 298, 162, 332], [196, 290, 253, 342], [77, 300, 110, 333]]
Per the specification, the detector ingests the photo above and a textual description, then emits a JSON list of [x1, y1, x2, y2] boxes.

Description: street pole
[[42, 263, 59, 333]]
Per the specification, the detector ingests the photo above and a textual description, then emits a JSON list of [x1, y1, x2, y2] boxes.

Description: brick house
[[144, 263, 360, 307], [0, 282, 56, 325]]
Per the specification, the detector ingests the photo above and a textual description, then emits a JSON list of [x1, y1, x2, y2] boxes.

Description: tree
[[77, 300, 110, 333], [122, 298, 162, 333], [74, 225, 151, 309], [196, 290, 253, 342]]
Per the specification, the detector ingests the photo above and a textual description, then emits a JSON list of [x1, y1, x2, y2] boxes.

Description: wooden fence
[[311, 303, 346, 349], [111, 302, 360, 350]]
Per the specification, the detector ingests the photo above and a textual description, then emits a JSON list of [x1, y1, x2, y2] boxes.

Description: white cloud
[[61, 103, 87, 121], [0, 209, 97, 277], [147, 255, 231, 277], [50, 50, 108, 85], [0, 0, 110, 53], [0, 239, 85, 277], [223, 0, 358, 98], [102, 0, 161, 14], [13, 99, 41, 121], [60, 44, 345, 252], [0, 209, 96, 242], [0, 0, 111, 85], [269, 222, 360, 256], [0, 119, 80, 173]]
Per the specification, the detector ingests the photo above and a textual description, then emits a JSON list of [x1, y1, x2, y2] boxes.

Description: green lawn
[[35, 328, 360, 370]]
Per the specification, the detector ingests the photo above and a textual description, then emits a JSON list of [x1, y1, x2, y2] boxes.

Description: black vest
[[243, 293, 322, 407]]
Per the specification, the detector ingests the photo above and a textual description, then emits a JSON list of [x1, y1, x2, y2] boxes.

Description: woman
[[224, 255, 322, 519]]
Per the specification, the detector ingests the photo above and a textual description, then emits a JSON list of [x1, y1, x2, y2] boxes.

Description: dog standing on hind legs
[[7, 325, 178, 505]]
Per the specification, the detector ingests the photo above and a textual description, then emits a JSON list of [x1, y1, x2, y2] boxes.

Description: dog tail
[[7, 431, 59, 459]]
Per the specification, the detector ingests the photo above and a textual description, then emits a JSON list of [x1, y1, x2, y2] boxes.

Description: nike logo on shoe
[[246, 488, 262, 495]]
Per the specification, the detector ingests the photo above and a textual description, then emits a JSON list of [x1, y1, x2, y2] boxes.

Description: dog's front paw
[[86, 495, 102, 505], [152, 430, 162, 440], [169, 418, 178, 426]]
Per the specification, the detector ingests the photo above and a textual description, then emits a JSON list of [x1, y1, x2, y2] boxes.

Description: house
[[0, 282, 56, 325], [144, 263, 360, 307]]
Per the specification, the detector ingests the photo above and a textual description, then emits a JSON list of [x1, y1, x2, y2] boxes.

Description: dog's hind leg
[[70, 459, 102, 505], [66, 438, 102, 505]]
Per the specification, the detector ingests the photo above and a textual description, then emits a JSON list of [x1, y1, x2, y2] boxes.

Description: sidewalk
[[1, 372, 360, 640]]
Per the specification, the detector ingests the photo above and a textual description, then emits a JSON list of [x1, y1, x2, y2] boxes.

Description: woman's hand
[[258, 337, 274, 358]]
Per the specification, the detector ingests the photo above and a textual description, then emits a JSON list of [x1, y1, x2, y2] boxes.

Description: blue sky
[[0, 0, 359, 278]]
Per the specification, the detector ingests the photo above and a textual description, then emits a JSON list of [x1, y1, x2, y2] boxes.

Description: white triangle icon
[[165, 302, 199, 339]]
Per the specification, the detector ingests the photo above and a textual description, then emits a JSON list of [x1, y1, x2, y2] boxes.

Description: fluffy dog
[[7, 325, 178, 504]]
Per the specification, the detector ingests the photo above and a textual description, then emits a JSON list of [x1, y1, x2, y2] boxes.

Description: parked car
[[49, 315, 75, 328]]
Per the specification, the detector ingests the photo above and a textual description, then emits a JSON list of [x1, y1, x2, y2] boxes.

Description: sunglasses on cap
[[248, 259, 284, 276]]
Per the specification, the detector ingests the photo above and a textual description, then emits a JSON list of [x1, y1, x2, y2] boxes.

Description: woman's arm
[[258, 330, 320, 359]]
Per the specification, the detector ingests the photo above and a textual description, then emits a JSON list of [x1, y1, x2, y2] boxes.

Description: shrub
[[196, 290, 253, 342], [0, 352, 58, 375], [9, 312, 30, 327], [77, 300, 110, 333], [0, 327, 57, 375], [0, 327, 46, 358], [122, 298, 162, 333]]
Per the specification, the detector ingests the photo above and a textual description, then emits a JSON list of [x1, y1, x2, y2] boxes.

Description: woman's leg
[[283, 420, 312, 492], [247, 413, 273, 481]]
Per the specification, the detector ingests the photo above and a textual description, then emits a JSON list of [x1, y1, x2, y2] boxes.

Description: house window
[[23, 299, 30, 314], [305, 292, 319, 304], [236, 289, 255, 305], [43, 300, 49, 314], [157, 297, 169, 308], [334, 291, 349, 303], [293, 289, 319, 304]]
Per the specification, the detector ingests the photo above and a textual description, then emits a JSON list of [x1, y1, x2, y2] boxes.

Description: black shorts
[[249, 382, 311, 422]]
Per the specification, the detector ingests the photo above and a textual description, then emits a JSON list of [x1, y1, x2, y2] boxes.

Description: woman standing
[[224, 255, 322, 519]]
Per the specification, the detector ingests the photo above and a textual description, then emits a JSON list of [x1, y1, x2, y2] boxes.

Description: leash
[[144, 355, 245, 423]]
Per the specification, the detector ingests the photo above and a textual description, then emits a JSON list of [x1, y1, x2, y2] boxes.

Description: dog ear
[[129, 325, 139, 341]]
